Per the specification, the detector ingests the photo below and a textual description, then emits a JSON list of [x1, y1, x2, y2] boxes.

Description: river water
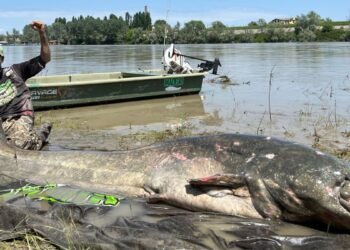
[[3, 43, 350, 151], [2, 43, 350, 247], [4, 43, 350, 148]]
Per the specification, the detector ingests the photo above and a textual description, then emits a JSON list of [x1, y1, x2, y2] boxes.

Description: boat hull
[[27, 71, 205, 110]]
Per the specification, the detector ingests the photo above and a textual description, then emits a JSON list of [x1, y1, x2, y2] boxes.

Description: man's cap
[[0, 45, 3, 57]]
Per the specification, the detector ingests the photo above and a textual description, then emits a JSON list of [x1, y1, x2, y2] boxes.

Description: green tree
[[321, 18, 334, 32], [125, 28, 145, 44], [211, 21, 226, 31], [7, 28, 21, 44], [125, 12, 132, 27], [343, 12, 350, 41], [0, 34, 6, 41], [67, 16, 86, 44], [296, 11, 322, 32], [295, 11, 321, 41], [55, 17, 67, 25], [298, 29, 316, 42], [9, 9, 350, 45], [132, 11, 152, 30], [264, 23, 293, 42], [218, 29, 235, 43], [102, 14, 128, 44], [22, 25, 39, 43], [206, 30, 220, 43], [248, 21, 258, 27], [257, 18, 267, 27], [181, 20, 206, 43], [343, 31, 350, 41], [153, 19, 171, 44], [233, 32, 255, 43], [170, 22, 181, 42], [83, 16, 104, 44], [48, 20, 68, 44], [257, 18, 267, 33], [207, 21, 226, 43]]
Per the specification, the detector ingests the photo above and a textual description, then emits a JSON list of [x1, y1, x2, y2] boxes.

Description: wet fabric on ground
[[1, 175, 350, 250]]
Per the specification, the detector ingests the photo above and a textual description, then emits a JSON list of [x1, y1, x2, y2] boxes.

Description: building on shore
[[270, 18, 296, 25]]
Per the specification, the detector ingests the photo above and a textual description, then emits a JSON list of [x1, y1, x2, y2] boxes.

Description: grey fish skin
[[1, 133, 350, 230]]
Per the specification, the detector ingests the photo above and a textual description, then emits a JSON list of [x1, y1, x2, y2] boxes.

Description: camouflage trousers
[[2, 116, 51, 150]]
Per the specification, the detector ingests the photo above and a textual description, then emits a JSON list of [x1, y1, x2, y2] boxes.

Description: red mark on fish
[[326, 186, 335, 196], [172, 152, 188, 161], [191, 175, 219, 184], [215, 143, 223, 152]]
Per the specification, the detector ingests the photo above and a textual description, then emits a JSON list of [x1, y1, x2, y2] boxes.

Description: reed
[[268, 66, 275, 122]]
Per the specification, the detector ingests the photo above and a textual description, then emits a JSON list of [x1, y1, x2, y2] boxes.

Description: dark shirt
[[0, 56, 45, 118]]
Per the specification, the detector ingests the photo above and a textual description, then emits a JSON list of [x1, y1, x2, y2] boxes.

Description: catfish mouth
[[339, 180, 350, 212], [188, 174, 251, 198]]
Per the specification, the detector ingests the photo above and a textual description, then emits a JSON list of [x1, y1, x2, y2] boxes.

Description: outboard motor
[[163, 44, 194, 74], [163, 44, 221, 74], [197, 58, 221, 75]]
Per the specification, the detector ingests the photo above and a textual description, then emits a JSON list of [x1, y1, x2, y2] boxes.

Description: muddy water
[[3, 43, 350, 153], [2, 43, 350, 243]]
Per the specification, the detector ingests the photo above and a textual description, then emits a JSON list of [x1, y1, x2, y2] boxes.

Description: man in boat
[[0, 20, 51, 150]]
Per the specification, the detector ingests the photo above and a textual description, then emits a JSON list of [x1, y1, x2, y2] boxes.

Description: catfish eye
[[340, 181, 350, 201]]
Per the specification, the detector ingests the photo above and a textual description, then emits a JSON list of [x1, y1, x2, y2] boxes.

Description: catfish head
[[189, 161, 350, 231]]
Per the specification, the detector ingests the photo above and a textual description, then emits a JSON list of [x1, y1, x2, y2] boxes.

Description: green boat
[[26, 70, 206, 110]]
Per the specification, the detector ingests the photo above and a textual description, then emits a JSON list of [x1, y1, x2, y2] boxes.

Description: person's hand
[[31, 20, 45, 32]]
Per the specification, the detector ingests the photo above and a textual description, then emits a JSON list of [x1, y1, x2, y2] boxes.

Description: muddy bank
[[36, 80, 350, 161]]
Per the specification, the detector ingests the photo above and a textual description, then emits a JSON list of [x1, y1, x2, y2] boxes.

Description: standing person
[[0, 20, 52, 150]]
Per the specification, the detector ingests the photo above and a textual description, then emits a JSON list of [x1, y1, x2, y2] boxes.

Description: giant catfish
[[1, 125, 350, 230]]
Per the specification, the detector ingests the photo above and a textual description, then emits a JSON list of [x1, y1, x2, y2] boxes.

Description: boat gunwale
[[27, 71, 207, 88], [32, 88, 202, 109]]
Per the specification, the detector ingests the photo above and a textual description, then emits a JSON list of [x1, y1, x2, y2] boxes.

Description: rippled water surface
[[3, 43, 350, 148]]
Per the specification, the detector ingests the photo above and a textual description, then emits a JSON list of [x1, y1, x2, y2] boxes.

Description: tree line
[[1, 10, 350, 44]]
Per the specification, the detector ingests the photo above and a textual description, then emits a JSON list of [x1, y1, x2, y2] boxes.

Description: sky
[[0, 0, 349, 34]]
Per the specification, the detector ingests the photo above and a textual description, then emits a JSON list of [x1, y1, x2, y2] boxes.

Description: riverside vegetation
[[1, 10, 350, 44]]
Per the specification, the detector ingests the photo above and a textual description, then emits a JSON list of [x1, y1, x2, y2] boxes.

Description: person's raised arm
[[31, 20, 51, 64]]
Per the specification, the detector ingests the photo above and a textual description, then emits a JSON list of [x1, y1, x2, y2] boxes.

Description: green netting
[[0, 183, 119, 206]]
